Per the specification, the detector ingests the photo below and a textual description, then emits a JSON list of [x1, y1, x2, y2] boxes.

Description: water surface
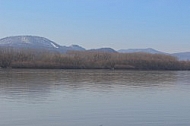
[[0, 69, 190, 126]]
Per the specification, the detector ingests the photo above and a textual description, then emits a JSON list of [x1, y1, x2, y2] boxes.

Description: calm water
[[0, 69, 190, 126]]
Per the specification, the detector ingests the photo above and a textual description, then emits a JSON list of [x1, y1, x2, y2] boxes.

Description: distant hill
[[118, 48, 165, 54], [118, 48, 190, 61], [68, 45, 86, 51], [172, 52, 190, 61], [88, 48, 117, 53]]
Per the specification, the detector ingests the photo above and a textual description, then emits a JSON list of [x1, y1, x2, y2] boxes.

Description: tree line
[[0, 48, 190, 70]]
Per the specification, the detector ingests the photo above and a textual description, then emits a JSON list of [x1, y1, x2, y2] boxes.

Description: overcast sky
[[0, 0, 190, 53]]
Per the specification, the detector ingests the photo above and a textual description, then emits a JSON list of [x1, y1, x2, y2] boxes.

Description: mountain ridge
[[118, 48, 166, 54], [0, 35, 189, 60]]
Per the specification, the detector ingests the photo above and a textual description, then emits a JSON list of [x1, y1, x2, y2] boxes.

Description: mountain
[[118, 48, 190, 61], [0, 36, 84, 53], [0, 35, 60, 48], [88, 48, 117, 53], [172, 52, 190, 61], [118, 48, 165, 54], [68, 45, 86, 51]]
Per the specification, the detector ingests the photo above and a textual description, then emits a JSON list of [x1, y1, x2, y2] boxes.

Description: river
[[0, 69, 190, 126]]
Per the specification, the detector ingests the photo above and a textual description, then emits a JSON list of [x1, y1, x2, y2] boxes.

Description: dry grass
[[0, 48, 189, 70]]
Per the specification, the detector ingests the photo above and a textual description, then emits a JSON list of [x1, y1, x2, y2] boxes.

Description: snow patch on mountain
[[51, 42, 59, 48], [21, 36, 30, 43]]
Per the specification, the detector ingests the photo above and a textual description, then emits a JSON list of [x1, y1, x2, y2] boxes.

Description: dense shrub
[[0, 48, 189, 70]]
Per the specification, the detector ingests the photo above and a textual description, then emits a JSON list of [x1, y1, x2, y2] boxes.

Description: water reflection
[[0, 69, 180, 101]]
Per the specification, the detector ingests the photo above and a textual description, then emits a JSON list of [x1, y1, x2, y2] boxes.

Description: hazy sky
[[0, 0, 190, 53]]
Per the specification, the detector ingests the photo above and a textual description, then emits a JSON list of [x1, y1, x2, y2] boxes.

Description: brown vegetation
[[0, 48, 190, 70]]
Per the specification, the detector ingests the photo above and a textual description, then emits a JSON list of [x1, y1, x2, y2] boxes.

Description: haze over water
[[0, 69, 190, 126]]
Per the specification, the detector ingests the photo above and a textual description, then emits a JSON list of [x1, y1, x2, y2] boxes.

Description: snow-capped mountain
[[0, 36, 116, 53], [0, 36, 61, 49], [0, 36, 84, 53]]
